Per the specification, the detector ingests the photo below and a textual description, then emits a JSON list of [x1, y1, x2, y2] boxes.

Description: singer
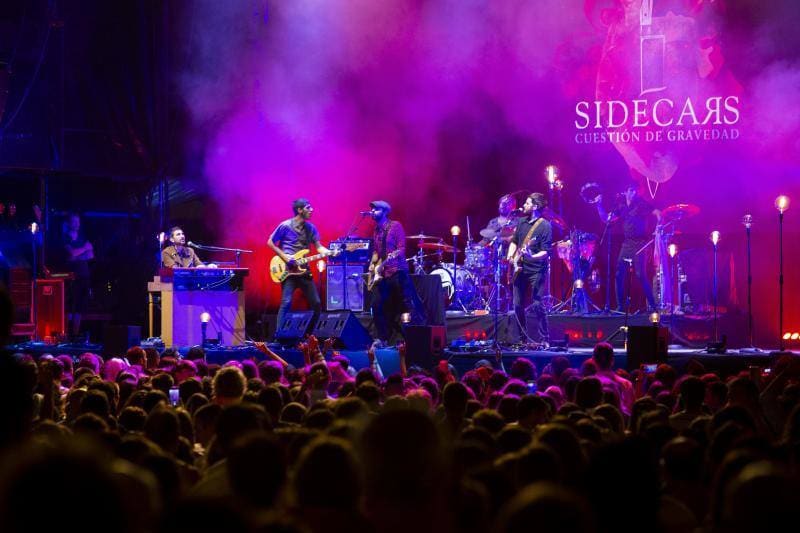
[[161, 226, 206, 268]]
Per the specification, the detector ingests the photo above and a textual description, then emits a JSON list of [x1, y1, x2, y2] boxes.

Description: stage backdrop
[[177, 1, 799, 347]]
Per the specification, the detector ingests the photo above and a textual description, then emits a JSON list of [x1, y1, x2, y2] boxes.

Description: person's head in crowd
[[472, 408, 506, 435], [228, 431, 287, 510], [534, 423, 586, 486], [150, 372, 174, 396], [575, 377, 603, 410], [727, 377, 760, 411], [185, 345, 206, 361], [497, 425, 532, 455], [258, 360, 284, 385], [240, 359, 258, 380], [177, 377, 202, 405], [685, 357, 706, 376], [677, 375, 706, 412], [548, 356, 571, 380], [355, 367, 379, 388], [510, 357, 537, 382], [580, 358, 598, 376], [592, 342, 614, 371], [355, 382, 381, 412], [144, 407, 180, 456], [537, 373, 555, 391], [655, 364, 677, 390], [56, 354, 74, 384], [293, 437, 362, 511], [544, 385, 565, 410], [488, 370, 510, 393], [143, 347, 161, 371], [77, 353, 102, 375], [461, 370, 484, 400], [593, 403, 624, 435], [212, 366, 247, 405], [706, 380, 728, 412], [406, 388, 433, 413], [209, 403, 270, 465], [125, 346, 146, 367], [497, 394, 521, 424], [117, 406, 147, 434], [102, 357, 129, 382], [518, 394, 550, 430], [442, 381, 470, 418], [419, 377, 440, 406], [384, 373, 405, 398], [280, 402, 308, 425], [496, 481, 594, 533], [174, 359, 197, 384], [502, 379, 528, 397]]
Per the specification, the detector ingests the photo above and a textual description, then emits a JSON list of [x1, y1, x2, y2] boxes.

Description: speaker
[[627, 325, 669, 370], [274, 311, 315, 344], [312, 311, 372, 350], [104, 325, 141, 357], [326, 265, 365, 311], [403, 325, 446, 370], [35, 279, 65, 339]]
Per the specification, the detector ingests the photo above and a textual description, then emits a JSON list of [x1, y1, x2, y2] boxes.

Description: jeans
[[277, 274, 322, 332], [513, 269, 549, 343], [371, 270, 427, 342]]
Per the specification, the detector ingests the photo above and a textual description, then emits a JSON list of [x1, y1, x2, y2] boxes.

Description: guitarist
[[368, 200, 426, 346], [506, 192, 552, 348], [268, 198, 330, 332]]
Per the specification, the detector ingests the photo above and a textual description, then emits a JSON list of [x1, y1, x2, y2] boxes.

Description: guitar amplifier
[[328, 239, 371, 265], [326, 265, 366, 311]]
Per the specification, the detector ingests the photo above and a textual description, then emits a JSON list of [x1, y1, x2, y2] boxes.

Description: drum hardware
[[406, 233, 440, 240], [418, 242, 460, 253]]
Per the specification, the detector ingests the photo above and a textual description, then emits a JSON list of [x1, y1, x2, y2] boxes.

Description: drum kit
[[408, 187, 701, 316]]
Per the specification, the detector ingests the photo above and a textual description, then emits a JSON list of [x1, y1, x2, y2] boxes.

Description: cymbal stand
[[597, 216, 617, 314]]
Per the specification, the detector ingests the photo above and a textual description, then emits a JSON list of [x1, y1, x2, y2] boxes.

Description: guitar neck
[[295, 250, 333, 265]]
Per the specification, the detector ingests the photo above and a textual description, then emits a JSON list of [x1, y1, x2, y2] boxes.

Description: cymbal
[[661, 203, 700, 222], [406, 233, 439, 240], [418, 242, 460, 253], [479, 226, 515, 240]]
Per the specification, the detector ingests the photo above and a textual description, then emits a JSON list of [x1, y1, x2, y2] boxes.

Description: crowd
[[1, 300, 800, 532]]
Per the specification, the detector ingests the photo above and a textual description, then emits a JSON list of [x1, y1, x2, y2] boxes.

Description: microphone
[[187, 241, 200, 248], [359, 210, 373, 216]]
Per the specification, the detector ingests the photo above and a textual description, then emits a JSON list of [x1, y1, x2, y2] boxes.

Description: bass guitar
[[269, 248, 341, 283]]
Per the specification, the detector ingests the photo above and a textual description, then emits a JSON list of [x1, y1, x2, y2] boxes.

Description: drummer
[[480, 194, 521, 255]]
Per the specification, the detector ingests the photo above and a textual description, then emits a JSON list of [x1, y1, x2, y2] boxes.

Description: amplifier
[[328, 239, 371, 265], [326, 265, 366, 311]]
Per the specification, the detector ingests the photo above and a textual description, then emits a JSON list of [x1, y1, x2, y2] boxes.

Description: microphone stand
[[340, 212, 369, 312], [740, 217, 763, 353]]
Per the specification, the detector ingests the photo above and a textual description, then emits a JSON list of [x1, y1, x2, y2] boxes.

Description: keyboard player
[[161, 226, 216, 268]]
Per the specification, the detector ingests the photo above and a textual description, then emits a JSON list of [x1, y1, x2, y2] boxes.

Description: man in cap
[[367, 200, 426, 346]]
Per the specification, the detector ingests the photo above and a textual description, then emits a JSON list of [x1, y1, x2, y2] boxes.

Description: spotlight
[[200, 312, 210, 346], [545, 165, 558, 185], [668, 243, 677, 257], [30, 222, 38, 234], [574, 279, 584, 289], [792, 333, 800, 340], [450, 225, 461, 236], [784, 332, 792, 340], [400, 312, 411, 324], [775, 195, 790, 214], [200, 312, 210, 323], [649, 312, 660, 325], [317, 259, 326, 273], [742, 214, 752, 229], [157, 232, 166, 245], [710, 230, 720, 246]]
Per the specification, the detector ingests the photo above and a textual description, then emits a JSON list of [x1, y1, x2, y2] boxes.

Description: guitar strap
[[520, 217, 544, 253], [380, 222, 390, 260]]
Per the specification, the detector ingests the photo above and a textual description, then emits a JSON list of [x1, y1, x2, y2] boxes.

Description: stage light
[[450, 225, 461, 236], [784, 332, 792, 340], [668, 243, 677, 257], [30, 222, 38, 234], [649, 312, 660, 325], [775, 195, 790, 214], [792, 333, 800, 340], [200, 312, 210, 347], [574, 279, 584, 289], [742, 214, 752, 228], [157, 232, 166, 245], [317, 259, 325, 272], [545, 165, 558, 185], [401, 312, 411, 324], [710, 230, 720, 246], [200, 312, 210, 323]]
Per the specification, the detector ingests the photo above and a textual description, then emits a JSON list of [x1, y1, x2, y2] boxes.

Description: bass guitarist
[[268, 198, 329, 333], [506, 192, 552, 348], [368, 200, 426, 346]]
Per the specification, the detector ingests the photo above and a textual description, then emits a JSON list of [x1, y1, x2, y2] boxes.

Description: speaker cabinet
[[104, 325, 141, 357], [274, 311, 315, 345], [403, 325, 446, 370], [35, 279, 65, 339], [627, 325, 669, 370], [326, 265, 365, 311], [312, 311, 372, 350]]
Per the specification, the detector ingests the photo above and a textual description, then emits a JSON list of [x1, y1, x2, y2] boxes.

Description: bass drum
[[431, 265, 479, 308]]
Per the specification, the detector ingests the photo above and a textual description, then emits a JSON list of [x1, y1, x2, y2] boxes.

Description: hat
[[369, 200, 391, 213]]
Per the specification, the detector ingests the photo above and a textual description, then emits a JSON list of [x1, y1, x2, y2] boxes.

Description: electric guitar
[[366, 250, 402, 290], [269, 248, 341, 283], [510, 236, 543, 283]]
